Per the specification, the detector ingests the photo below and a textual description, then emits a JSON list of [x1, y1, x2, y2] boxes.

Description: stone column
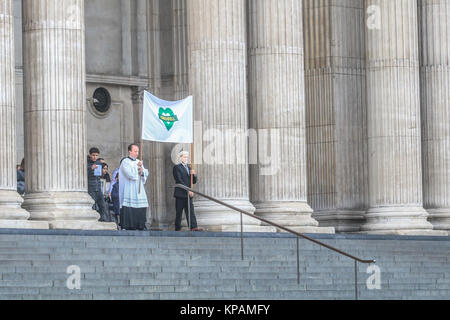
[[172, 0, 188, 100], [247, 0, 333, 233], [303, 0, 368, 232], [186, 0, 269, 232], [0, 0, 47, 229], [362, 0, 444, 235], [137, 0, 148, 80], [21, 0, 116, 230], [161, 0, 188, 230], [146, 0, 168, 229], [418, 0, 450, 232]]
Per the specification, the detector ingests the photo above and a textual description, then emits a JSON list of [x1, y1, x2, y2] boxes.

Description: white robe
[[119, 157, 149, 208]]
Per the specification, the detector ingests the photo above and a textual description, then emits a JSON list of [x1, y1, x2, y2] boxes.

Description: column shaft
[[172, 0, 188, 100], [363, 0, 441, 235], [0, 0, 46, 228], [248, 0, 332, 233], [187, 0, 266, 232], [419, 0, 450, 230], [303, 0, 368, 232], [162, 0, 189, 230], [146, 0, 168, 229], [21, 0, 115, 230]]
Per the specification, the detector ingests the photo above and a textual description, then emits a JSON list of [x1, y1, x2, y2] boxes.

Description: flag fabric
[[141, 91, 193, 143]]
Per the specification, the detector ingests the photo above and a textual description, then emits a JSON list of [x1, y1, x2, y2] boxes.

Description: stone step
[[0, 249, 445, 261], [0, 234, 446, 244], [2, 235, 447, 249], [0, 231, 448, 300], [0, 294, 95, 300], [0, 272, 445, 284]]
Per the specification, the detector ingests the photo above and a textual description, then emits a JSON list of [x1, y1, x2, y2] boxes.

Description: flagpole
[[139, 91, 144, 194], [190, 95, 195, 189], [190, 143, 194, 188], [187, 143, 194, 232], [188, 99, 195, 231], [139, 139, 143, 194]]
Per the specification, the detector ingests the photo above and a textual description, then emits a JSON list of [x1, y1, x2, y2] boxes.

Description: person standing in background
[[17, 158, 25, 196], [87, 147, 110, 222], [108, 168, 121, 228]]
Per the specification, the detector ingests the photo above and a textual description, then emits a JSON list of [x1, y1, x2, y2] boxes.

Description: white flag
[[141, 91, 193, 143]]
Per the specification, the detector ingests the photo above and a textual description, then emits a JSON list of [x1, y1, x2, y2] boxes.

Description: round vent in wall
[[93, 87, 111, 114]]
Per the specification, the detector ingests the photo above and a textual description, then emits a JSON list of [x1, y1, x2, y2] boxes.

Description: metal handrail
[[175, 184, 376, 299], [176, 184, 375, 263]]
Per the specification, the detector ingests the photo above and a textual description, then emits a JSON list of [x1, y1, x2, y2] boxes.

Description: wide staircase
[[0, 229, 449, 300]]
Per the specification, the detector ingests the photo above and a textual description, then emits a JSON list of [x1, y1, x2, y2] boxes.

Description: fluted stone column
[[0, 0, 47, 229], [186, 0, 269, 232], [247, 0, 333, 233], [172, 0, 188, 100], [146, 0, 168, 229], [418, 0, 450, 232], [362, 0, 444, 235], [21, 0, 116, 230], [162, 0, 188, 230], [303, 0, 368, 232]]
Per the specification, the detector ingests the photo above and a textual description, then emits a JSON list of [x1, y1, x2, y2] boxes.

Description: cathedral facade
[[0, 0, 448, 235]]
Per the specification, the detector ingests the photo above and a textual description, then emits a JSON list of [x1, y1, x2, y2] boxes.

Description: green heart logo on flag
[[158, 107, 179, 131]]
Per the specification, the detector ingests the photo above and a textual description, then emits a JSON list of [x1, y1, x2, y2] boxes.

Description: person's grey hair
[[178, 151, 189, 159]]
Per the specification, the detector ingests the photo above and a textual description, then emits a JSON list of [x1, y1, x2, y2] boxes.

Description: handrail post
[[240, 212, 244, 260], [354, 260, 358, 300], [296, 236, 300, 285], [187, 190, 191, 232]]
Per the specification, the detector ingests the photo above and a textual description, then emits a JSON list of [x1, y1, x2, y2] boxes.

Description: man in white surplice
[[119, 144, 149, 230]]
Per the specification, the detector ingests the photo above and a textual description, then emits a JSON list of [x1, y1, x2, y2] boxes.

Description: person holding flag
[[118, 143, 149, 230], [141, 90, 202, 231], [173, 151, 202, 231]]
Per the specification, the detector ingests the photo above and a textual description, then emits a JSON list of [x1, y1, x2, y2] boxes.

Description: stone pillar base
[[0, 220, 49, 230], [190, 199, 274, 232], [0, 190, 47, 229], [22, 191, 116, 230], [23, 192, 100, 221], [181, 225, 277, 233], [313, 210, 366, 233], [0, 190, 30, 220], [49, 220, 117, 230], [254, 201, 325, 228], [361, 206, 437, 234], [427, 208, 450, 231], [360, 230, 448, 236], [279, 226, 335, 234]]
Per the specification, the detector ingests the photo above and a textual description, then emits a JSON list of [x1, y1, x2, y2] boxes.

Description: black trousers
[[88, 190, 111, 222], [175, 197, 198, 231]]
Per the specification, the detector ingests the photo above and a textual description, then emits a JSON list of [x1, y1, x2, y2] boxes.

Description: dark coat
[[173, 163, 197, 198], [109, 182, 120, 215], [87, 156, 102, 193], [17, 170, 25, 195]]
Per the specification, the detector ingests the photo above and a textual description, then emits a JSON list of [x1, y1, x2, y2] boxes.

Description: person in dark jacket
[[108, 168, 120, 227], [87, 147, 111, 222], [17, 158, 25, 195], [173, 151, 202, 231]]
